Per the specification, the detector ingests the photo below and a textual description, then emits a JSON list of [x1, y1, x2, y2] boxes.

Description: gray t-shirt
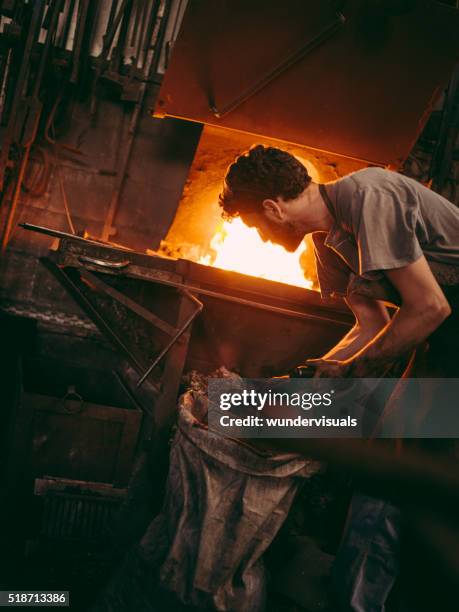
[[313, 167, 459, 299]]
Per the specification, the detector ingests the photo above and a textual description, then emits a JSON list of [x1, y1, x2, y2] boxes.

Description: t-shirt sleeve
[[350, 187, 423, 275], [312, 232, 351, 299]]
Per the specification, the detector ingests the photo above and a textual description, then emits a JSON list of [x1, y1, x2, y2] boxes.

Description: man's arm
[[312, 256, 451, 377], [350, 256, 450, 371], [321, 293, 390, 361]]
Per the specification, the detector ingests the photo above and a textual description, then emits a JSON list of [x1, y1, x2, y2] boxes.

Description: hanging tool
[[151, 0, 173, 75], [70, 0, 89, 83], [1, 0, 64, 252], [57, 0, 77, 50], [0, 0, 45, 191], [90, 0, 131, 114]]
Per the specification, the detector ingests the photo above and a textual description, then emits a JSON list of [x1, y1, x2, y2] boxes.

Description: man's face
[[241, 210, 305, 252]]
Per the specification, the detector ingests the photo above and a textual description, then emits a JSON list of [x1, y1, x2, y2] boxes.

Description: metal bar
[[0, 48, 11, 123], [209, 12, 346, 118], [140, 0, 160, 71], [86, 1, 104, 66], [33, 0, 64, 99], [136, 289, 203, 387], [59, 0, 77, 49], [78, 267, 178, 337], [101, 0, 130, 59], [150, 0, 173, 76], [164, 0, 185, 69], [135, 0, 151, 71], [109, 0, 134, 73], [105, 0, 119, 35], [113, 369, 153, 416], [100, 79, 146, 241], [151, 286, 200, 435], [70, 0, 90, 83], [126, 271, 351, 328], [100, 108, 138, 241], [129, 0, 141, 48], [126, 0, 147, 79], [19, 222, 133, 251]]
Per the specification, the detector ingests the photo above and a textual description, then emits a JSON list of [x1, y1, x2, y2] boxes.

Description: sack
[[139, 380, 322, 611]]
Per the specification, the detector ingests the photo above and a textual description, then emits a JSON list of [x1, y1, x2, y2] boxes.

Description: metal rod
[[33, 0, 64, 99], [59, 0, 77, 49], [140, 0, 160, 70], [19, 222, 133, 250], [136, 0, 151, 71], [70, 0, 90, 83], [101, 0, 130, 58], [130, 273, 351, 328], [109, 0, 134, 73], [136, 289, 203, 388], [209, 12, 346, 118], [79, 267, 178, 337], [152, 0, 174, 75], [106, 0, 119, 35]]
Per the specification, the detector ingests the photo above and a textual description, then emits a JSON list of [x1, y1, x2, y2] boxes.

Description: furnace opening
[[156, 126, 367, 289]]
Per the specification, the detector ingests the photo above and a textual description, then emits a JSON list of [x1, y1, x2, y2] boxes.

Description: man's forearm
[[322, 294, 390, 362], [323, 324, 387, 362], [349, 302, 450, 368]]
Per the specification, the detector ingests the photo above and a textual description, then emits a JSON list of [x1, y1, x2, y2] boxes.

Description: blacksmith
[[218, 144, 459, 611]]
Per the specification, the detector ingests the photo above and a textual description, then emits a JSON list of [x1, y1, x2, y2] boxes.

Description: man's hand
[[306, 355, 397, 378], [305, 358, 351, 378]]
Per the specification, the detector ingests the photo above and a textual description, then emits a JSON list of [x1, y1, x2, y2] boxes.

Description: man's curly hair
[[219, 145, 311, 220]]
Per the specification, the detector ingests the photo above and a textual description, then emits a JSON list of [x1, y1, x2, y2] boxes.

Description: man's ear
[[262, 198, 283, 221]]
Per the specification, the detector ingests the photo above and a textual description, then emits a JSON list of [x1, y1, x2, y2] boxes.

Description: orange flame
[[198, 218, 313, 289]]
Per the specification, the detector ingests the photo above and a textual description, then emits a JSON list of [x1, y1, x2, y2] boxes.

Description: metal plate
[[154, 0, 459, 165]]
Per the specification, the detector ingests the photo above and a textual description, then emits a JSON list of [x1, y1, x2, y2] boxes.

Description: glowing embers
[[198, 217, 313, 289]]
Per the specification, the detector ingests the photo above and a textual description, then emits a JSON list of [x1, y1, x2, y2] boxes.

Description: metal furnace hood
[[153, 0, 459, 166]]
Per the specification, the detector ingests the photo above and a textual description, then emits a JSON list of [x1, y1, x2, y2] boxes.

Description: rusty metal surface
[[154, 0, 459, 165]]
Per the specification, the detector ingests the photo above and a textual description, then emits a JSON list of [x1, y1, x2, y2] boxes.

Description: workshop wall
[[0, 0, 200, 335], [0, 91, 201, 322]]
